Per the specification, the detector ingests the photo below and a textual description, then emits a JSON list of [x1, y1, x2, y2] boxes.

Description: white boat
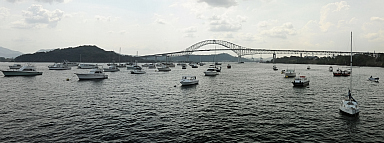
[[78, 63, 97, 69], [9, 64, 22, 69], [1, 64, 43, 76], [339, 32, 360, 116], [127, 65, 142, 70], [329, 66, 333, 72], [75, 68, 108, 80], [148, 63, 156, 69], [103, 65, 120, 72], [48, 63, 71, 70], [182, 64, 187, 69], [273, 65, 278, 70], [292, 76, 310, 87], [204, 65, 219, 76], [131, 69, 146, 74], [180, 76, 199, 86], [157, 65, 171, 71], [285, 69, 296, 77], [368, 76, 379, 82], [191, 64, 198, 68]]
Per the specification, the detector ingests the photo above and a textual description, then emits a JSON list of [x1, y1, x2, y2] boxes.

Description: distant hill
[[14, 45, 150, 63], [0, 47, 23, 58]]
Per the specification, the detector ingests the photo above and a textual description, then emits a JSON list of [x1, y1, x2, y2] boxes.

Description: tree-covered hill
[[14, 45, 150, 63]]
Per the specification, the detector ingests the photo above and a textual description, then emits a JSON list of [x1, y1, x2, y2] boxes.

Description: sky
[[0, 0, 384, 57]]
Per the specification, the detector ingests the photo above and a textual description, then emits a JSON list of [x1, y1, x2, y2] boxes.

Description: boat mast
[[119, 47, 121, 63], [350, 31, 353, 93]]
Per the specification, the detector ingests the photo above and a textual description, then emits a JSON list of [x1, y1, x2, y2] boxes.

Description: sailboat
[[339, 32, 360, 116]]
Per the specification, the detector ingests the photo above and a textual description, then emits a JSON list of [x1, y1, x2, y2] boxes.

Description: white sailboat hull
[[75, 74, 108, 80]]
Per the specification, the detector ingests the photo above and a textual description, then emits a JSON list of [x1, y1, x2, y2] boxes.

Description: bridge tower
[[273, 52, 276, 63]]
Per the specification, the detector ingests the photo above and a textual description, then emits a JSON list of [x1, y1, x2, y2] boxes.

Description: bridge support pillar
[[273, 53, 276, 63], [238, 55, 242, 63]]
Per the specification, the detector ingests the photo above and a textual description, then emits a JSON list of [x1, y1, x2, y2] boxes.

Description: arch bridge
[[139, 40, 377, 61]]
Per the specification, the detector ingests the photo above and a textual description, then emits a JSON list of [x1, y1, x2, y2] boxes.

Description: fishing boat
[[292, 76, 310, 87], [75, 68, 108, 80], [180, 76, 199, 86], [48, 63, 71, 70], [9, 64, 22, 69], [103, 65, 120, 72], [285, 69, 296, 77], [1, 64, 42, 76], [339, 32, 359, 116], [333, 68, 350, 76], [368, 76, 379, 82], [204, 65, 219, 76]]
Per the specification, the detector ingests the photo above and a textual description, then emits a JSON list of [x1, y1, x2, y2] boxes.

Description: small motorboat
[[329, 66, 333, 72], [227, 64, 231, 69], [307, 66, 311, 70], [182, 64, 187, 69], [75, 68, 108, 80], [142, 63, 149, 67], [131, 69, 146, 74], [1, 64, 42, 76], [127, 65, 142, 70], [204, 65, 219, 76], [48, 63, 71, 70], [148, 63, 156, 69], [292, 76, 310, 87], [273, 65, 278, 70], [368, 76, 379, 82], [281, 69, 285, 74], [9, 64, 22, 69], [180, 76, 199, 86], [78, 63, 98, 69], [191, 64, 198, 68], [103, 65, 120, 72]]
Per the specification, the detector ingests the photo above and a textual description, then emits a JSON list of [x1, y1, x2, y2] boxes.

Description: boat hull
[[131, 70, 146, 74], [180, 81, 199, 86], [204, 71, 218, 76], [157, 68, 171, 71], [292, 81, 310, 87], [48, 67, 71, 70], [103, 69, 120, 72], [2, 71, 42, 76], [75, 74, 108, 80], [285, 73, 296, 77]]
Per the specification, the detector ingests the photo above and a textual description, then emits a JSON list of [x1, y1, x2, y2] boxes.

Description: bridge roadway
[[138, 40, 377, 58]]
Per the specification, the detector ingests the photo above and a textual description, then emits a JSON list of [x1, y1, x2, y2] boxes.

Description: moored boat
[[333, 68, 350, 76], [368, 76, 379, 82], [292, 76, 310, 87], [9, 64, 22, 69], [329, 66, 333, 72], [48, 63, 71, 70], [131, 69, 146, 74], [78, 63, 98, 69], [1, 64, 43, 76], [285, 69, 296, 77], [227, 64, 231, 69], [273, 65, 278, 70], [204, 65, 219, 76], [75, 68, 108, 80], [180, 76, 199, 86], [103, 65, 120, 72], [157, 65, 171, 71]]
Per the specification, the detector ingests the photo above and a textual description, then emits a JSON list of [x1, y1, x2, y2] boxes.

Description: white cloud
[[183, 26, 197, 33], [6, 0, 23, 3], [370, 17, 384, 22], [95, 15, 111, 22], [238, 33, 263, 41], [13, 5, 64, 28], [261, 22, 297, 39], [0, 7, 10, 19], [35, 0, 64, 4], [319, 1, 350, 32], [208, 14, 242, 32], [197, 0, 237, 8]]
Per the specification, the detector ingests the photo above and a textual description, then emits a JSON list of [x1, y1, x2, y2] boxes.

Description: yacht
[[180, 76, 199, 86], [78, 63, 98, 69], [103, 65, 120, 72], [1, 64, 43, 76], [75, 68, 108, 80], [285, 69, 296, 77], [9, 64, 22, 69], [292, 76, 310, 87], [368, 76, 379, 82], [48, 63, 71, 70], [204, 65, 219, 76], [157, 65, 171, 71], [339, 32, 360, 116]]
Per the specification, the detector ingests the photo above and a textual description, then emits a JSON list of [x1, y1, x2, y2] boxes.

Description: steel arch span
[[183, 40, 254, 56]]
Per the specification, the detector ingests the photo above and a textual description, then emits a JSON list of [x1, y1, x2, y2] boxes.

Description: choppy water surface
[[1, 62, 383, 142]]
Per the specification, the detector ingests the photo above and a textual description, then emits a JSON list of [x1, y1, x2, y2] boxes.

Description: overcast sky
[[0, 0, 383, 56]]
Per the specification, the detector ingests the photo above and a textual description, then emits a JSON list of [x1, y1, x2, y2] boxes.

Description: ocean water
[[0, 62, 383, 142]]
